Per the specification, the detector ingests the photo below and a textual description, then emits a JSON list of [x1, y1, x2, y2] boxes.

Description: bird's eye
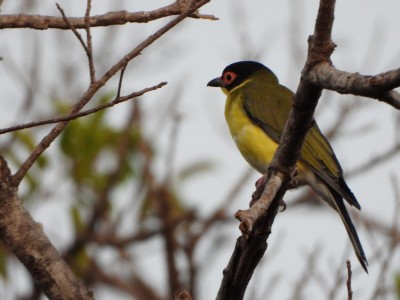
[[222, 71, 237, 85]]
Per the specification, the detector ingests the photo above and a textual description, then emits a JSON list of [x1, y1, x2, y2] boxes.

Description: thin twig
[[0, 82, 166, 135], [327, 243, 353, 300], [346, 260, 353, 300], [56, 3, 89, 53], [10, 0, 210, 186], [57, 2, 96, 83], [117, 63, 128, 98], [85, 0, 96, 83]]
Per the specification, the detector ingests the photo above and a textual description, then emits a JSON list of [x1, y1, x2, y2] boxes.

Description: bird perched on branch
[[207, 61, 368, 272]]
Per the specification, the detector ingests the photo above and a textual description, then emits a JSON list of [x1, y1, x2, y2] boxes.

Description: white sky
[[1, 1, 400, 299]]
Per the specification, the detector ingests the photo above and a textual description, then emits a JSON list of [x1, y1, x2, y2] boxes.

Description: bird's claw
[[250, 174, 269, 206], [250, 174, 287, 212], [279, 199, 287, 212]]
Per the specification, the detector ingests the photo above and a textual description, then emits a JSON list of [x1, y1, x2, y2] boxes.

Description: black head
[[207, 61, 270, 91]]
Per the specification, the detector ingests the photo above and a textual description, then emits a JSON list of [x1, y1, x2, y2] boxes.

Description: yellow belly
[[225, 96, 278, 174]]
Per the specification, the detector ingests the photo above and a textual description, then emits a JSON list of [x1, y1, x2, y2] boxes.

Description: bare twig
[[327, 243, 353, 300], [55, 4, 89, 54], [56, 2, 96, 83], [346, 261, 353, 300], [117, 63, 128, 98], [0, 2, 217, 30], [84, 0, 96, 83], [0, 82, 166, 135], [10, 0, 210, 187]]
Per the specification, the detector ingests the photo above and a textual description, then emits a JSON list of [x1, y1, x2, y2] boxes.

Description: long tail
[[330, 188, 368, 273], [303, 172, 368, 272]]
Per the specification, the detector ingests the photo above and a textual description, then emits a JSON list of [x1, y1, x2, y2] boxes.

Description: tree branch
[[84, 0, 96, 83], [220, 1, 337, 298], [10, 0, 210, 187], [216, 190, 283, 300], [55, 4, 89, 55], [0, 2, 217, 30], [0, 82, 167, 135], [0, 157, 93, 299], [346, 261, 353, 300], [235, 0, 336, 236], [306, 64, 400, 109]]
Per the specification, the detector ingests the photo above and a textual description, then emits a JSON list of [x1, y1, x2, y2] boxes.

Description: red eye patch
[[222, 71, 237, 85]]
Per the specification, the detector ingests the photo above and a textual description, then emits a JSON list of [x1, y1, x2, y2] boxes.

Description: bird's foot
[[255, 173, 268, 190], [279, 198, 287, 212], [250, 174, 287, 211], [249, 174, 268, 206]]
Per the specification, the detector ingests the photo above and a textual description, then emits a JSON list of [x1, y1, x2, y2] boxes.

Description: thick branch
[[314, 0, 335, 42], [306, 64, 400, 109], [216, 187, 283, 300], [223, 2, 337, 298], [235, 0, 336, 230], [0, 2, 217, 30], [0, 157, 93, 299]]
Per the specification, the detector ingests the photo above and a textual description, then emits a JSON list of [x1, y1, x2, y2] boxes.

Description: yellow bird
[[207, 61, 368, 272]]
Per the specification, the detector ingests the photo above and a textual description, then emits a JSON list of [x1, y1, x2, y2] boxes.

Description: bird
[[207, 61, 368, 272]]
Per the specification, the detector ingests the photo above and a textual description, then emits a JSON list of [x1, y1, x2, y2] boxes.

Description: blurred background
[[0, 0, 399, 299]]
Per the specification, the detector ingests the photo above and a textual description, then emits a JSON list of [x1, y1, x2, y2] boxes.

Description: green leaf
[[59, 92, 141, 191]]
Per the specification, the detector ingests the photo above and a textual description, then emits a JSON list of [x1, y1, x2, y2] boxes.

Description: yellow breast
[[224, 92, 278, 174]]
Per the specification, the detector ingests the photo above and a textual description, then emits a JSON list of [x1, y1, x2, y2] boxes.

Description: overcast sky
[[1, 1, 400, 299]]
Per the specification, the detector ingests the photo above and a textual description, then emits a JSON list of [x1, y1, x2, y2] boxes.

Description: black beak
[[207, 77, 225, 88]]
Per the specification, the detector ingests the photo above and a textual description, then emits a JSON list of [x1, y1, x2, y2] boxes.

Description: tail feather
[[303, 172, 368, 272], [331, 189, 368, 273]]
